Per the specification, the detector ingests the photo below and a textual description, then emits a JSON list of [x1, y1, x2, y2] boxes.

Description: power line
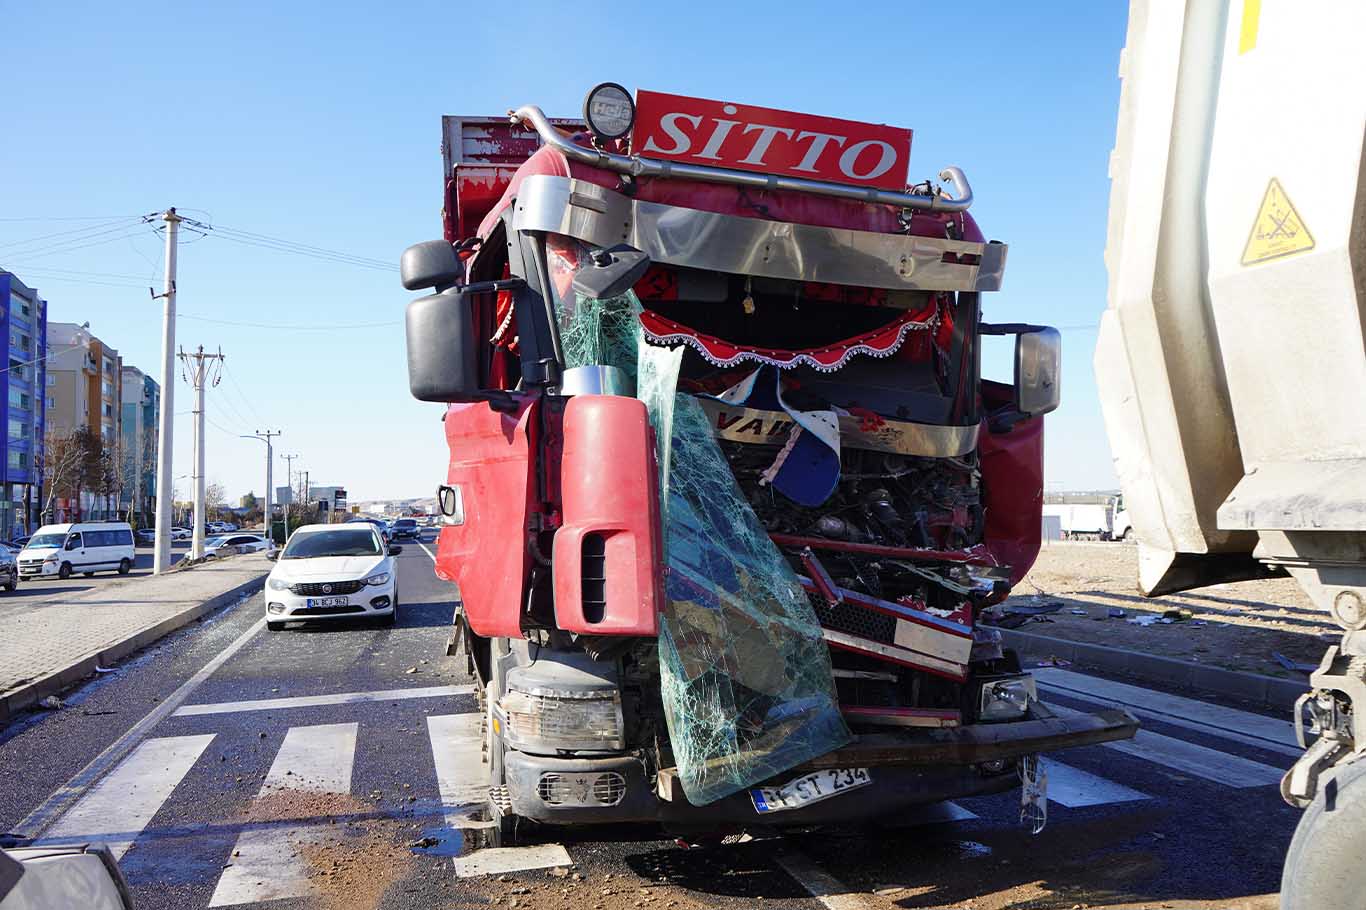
[[177, 314, 400, 330], [207, 223, 396, 270], [219, 361, 267, 426], [0, 215, 140, 222], [0, 217, 142, 253]]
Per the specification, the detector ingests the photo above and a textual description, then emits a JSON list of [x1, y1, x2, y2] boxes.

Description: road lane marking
[[452, 844, 573, 878], [775, 851, 875, 910], [1051, 704, 1286, 786], [417, 539, 438, 562], [263, 723, 358, 793], [427, 713, 492, 827], [1034, 667, 1300, 754], [175, 684, 474, 716], [210, 723, 361, 906], [15, 615, 266, 841], [37, 734, 216, 859], [1044, 759, 1149, 807], [210, 825, 329, 907]]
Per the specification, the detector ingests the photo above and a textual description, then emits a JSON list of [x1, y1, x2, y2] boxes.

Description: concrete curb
[[0, 571, 267, 724], [1000, 627, 1309, 713]]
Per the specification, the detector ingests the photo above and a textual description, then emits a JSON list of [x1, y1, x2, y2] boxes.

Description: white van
[[19, 522, 136, 580]]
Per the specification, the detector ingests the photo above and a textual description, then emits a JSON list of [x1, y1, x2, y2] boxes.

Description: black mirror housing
[[406, 288, 481, 402], [388, 545, 403, 556], [400, 240, 465, 291]]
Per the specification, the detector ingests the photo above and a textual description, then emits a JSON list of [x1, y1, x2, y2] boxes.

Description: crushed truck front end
[[407, 86, 1136, 835]]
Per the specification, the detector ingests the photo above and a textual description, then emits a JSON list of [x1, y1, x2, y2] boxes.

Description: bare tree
[[205, 481, 227, 520], [40, 429, 85, 523]]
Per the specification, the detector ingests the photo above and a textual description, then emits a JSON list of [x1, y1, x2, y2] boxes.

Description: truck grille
[[812, 598, 897, 644], [536, 772, 626, 807], [290, 580, 365, 596]]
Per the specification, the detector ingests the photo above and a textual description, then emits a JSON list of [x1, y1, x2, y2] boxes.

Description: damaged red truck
[[401, 84, 1136, 837]]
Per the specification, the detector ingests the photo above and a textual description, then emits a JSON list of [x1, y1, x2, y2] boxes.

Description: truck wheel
[[4, 578, 15, 592], [1281, 758, 1366, 909], [58, 562, 72, 580]]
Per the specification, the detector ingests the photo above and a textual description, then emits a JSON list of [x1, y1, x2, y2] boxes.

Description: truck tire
[[1281, 758, 1366, 909]]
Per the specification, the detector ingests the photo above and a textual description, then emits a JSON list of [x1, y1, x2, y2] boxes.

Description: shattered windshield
[[553, 241, 850, 806]]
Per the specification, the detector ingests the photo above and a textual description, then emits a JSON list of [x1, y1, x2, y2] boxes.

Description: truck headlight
[[978, 675, 1037, 722], [498, 686, 625, 753]]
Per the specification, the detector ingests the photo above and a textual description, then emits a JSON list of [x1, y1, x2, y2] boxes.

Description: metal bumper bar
[[510, 104, 974, 212]]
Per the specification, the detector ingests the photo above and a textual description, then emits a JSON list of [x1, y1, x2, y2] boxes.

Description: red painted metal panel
[[552, 395, 663, 635], [632, 90, 913, 191], [435, 396, 539, 637], [979, 380, 1045, 585]]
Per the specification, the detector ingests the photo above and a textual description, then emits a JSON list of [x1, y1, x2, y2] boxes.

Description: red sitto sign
[[631, 90, 912, 191]]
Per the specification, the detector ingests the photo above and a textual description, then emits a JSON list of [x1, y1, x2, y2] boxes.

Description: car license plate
[[750, 768, 871, 814], [306, 596, 348, 608]]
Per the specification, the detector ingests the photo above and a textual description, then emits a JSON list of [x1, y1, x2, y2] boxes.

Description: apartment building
[[0, 272, 48, 537], [119, 365, 160, 522], [47, 322, 122, 519]]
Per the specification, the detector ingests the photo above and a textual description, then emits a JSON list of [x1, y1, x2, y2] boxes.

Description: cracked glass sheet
[[559, 287, 850, 806]]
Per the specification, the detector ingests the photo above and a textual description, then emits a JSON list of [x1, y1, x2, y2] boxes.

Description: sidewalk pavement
[[0, 555, 270, 723]]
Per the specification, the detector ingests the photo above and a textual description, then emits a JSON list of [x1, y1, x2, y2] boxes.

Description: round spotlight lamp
[[583, 83, 635, 141]]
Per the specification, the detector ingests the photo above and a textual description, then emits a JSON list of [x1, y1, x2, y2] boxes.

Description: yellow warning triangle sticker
[[1242, 178, 1315, 265]]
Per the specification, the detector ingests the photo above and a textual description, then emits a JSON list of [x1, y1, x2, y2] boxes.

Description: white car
[[170, 527, 192, 540], [19, 522, 136, 580], [202, 533, 271, 559], [263, 523, 399, 631]]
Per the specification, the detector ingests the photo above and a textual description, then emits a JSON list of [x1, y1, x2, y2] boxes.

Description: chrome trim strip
[[697, 400, 979, 457], [510, 104, 973, 212], [513, 175, 1005, 293]]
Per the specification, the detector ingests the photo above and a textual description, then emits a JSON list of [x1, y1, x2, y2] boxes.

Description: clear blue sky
[[1, 1, 1129, 502]]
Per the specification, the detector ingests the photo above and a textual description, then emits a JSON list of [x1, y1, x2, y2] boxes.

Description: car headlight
[[978, 675, 1037, 722], [498, 686, 625, 753], [44, 554, 58, 563], [267, 577, 291, 591], [364, 572, 391, 587]]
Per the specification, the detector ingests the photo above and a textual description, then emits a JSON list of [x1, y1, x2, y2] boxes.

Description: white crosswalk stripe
[[1035, 667, 1301, 756], [427, 712, 494, 829], [37, 733, 215, 859], [1044, 759, 1149, 807], [210, 724, 360, 907]]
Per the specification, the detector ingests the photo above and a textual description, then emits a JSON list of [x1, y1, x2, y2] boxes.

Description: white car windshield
[[26, 533, 66, 548], [205, 536, 230, 547], [282, 529, 380, 559]]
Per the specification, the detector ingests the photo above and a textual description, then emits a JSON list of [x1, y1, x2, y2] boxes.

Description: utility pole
[[280, 452, 299, 538], [152, 209, 180, 575], [303, 471, 310, 508], [179, 345, 224, 559]]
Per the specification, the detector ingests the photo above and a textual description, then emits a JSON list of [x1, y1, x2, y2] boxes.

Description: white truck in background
[[1096, 1, 1365, 906], [1042, 494, 1131, 541]]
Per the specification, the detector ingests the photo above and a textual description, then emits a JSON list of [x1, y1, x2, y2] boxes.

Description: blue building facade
[[0, 272, 47, 538]]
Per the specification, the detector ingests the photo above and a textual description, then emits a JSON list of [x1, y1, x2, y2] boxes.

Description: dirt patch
[[465, 864, 722, 910], [296, 820, 413, 910], [1004, 542, 1336, 677], [243, 788, 371, 824]]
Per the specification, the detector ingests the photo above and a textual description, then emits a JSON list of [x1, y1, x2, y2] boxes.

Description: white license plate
[[306, 596, 349, 608], [751, 768, 872, 814]]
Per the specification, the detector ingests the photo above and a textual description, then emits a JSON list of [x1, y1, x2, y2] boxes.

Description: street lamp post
[[242, 432, 280, 550]]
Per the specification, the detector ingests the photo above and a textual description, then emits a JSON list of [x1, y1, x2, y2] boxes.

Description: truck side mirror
[[571, 244, 651, 300], [1015, 327, 1061, 417], [400, 240, 465, 291], [406, 288, 481, 402]]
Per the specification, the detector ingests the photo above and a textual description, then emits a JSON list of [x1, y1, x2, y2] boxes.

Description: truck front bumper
[[504, 705, 1137, 827]]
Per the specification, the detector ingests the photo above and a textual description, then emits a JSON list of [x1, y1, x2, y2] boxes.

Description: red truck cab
[[402, 84, 1135, 836]]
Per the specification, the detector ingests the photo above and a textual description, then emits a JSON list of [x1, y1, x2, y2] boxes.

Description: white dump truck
[[1096, 1, 1365, 906]]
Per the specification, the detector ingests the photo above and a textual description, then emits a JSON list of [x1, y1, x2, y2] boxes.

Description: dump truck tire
[[1281, 758, 1366, 909]]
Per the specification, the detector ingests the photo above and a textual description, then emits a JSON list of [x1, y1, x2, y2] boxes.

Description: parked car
[[134, 528, 156, 545], [390, 517, 420, 540], [19, 522, 136, 580], [1, 843, 134, 909], [0, 548, 17, 591], [345, 517, 390, 544], [202, 533, 270, 559], [170, 527, 191, 540], [8, 536, 30, 550], [263, 523, 400, 631]]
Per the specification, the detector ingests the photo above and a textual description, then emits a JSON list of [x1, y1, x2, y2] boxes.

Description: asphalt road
[[0, 534, 1302, 909]]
